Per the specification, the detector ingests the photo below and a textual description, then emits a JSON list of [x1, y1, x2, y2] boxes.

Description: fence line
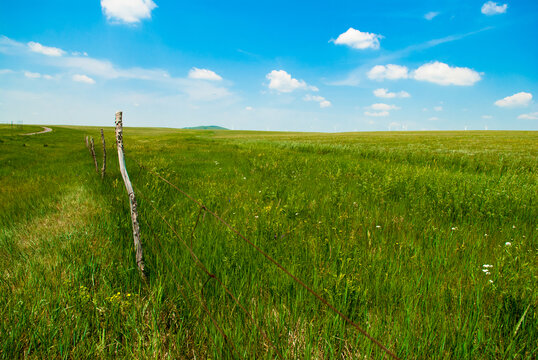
[[127, 155, 400, 360], [135, 186, 283, 359]]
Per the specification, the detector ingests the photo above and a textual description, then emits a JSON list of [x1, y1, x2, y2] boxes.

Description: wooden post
[[90, 137, 99, 173], [85, 136, 89, 149], [115, 111, 145, 277], [100, 129, 106, 179]]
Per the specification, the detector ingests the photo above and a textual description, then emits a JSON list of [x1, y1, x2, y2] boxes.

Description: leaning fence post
[[115, 111, 145, 278], [85, 136, 89, 149], [90, 137, 99, 173], [100, 129, 106, 179]]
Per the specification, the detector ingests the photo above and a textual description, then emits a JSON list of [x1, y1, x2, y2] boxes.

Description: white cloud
[[481, 1, 507, 15], [424, 12, 440, 20], [43, 74, 54, 80], [27, 41, 65, 57], [303, 94, 332, 108], [188, 67, 222, 81], [434, 106, 443, 111], [266, 70, 318, 93], [482, 115, 493, 119], [413, 61, 481, 86], [364, 103, 400, 117], [24, 71, 41, 79], [101, 0, 157, 24], [494, 92, 532, 107], [72, 74, 96, 84], [71, 51, 89, 57], [319, 100, 331, 108], [364, 110, 389, 117], [428, 116, 440, 121], [369, 103, 400, 111], [367, 64, 409, 81], [333, 28, 383, 50], [0, 69, 13, 74], [517, 112, 538, 120], [245, 106, 253, 111], [373, 88, 410, 98]]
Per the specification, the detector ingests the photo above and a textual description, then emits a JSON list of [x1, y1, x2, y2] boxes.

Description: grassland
[[0, 125, 536, 359]]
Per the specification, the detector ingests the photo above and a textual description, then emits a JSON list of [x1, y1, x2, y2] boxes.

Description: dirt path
[[22, 126, 52, 135]]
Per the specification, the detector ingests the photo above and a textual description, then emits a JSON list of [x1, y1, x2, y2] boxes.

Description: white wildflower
[[505, 242, 511, 246]]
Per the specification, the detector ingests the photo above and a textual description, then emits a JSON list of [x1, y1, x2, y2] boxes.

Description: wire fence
[[86, 118, 400, 358], [124, 154, 400, 360]]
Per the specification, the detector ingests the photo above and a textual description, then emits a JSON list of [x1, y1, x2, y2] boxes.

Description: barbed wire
[[139, 204, 240, 359], [135, 186, 283, 359], [127, 155, 400, 360]]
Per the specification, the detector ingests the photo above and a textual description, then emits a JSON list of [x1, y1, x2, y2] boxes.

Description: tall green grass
[[1, 125, 536, 359]]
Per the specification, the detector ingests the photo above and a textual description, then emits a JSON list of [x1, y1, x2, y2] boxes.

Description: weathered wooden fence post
[[115, 111, 145, 278], [100, 129, 106, 179], [85, 136, 89, 149], [90, 137, 99, 173]]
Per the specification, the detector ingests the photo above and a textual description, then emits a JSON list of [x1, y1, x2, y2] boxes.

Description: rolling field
[[0, 125, 536, 359]]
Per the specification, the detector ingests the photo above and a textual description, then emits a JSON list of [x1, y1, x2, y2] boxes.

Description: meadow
[[0, 124, 536, 359]]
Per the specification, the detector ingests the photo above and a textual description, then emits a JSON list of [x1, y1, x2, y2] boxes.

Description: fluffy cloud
[[101, 0, 157, 24], [369, 103, 400, 111], [364, 103, 400, 117], [413, 61, 481, 86], [434, 106, 443, 111], [72, 74, 96, 84], [333, 28, 383, 50], [482, 115, 493, 119], [303, 94, 331, 108], [266, 70, 318, 92], [367, 64, 409, 81], [481, 1, 507, 15], [424, 12, 440, 20], [364, 111, 389, 117], [373, 88, 410, 98], [28, 41, 65, 56], [517, 112, 538, 120], [428, 116, 439, 121], [494, 92, 532, 107], [24, 71, 41, 79], [188, 68, 222, 81]]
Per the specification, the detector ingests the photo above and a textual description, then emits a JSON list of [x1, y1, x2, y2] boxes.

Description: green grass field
[[1, 124, 536, 359]]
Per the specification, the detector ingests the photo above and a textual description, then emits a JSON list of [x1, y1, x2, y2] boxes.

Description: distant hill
[[183, 125, 228, 130]]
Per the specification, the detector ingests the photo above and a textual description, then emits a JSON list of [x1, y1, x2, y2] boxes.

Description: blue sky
[[1, 0, 537, 131]]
